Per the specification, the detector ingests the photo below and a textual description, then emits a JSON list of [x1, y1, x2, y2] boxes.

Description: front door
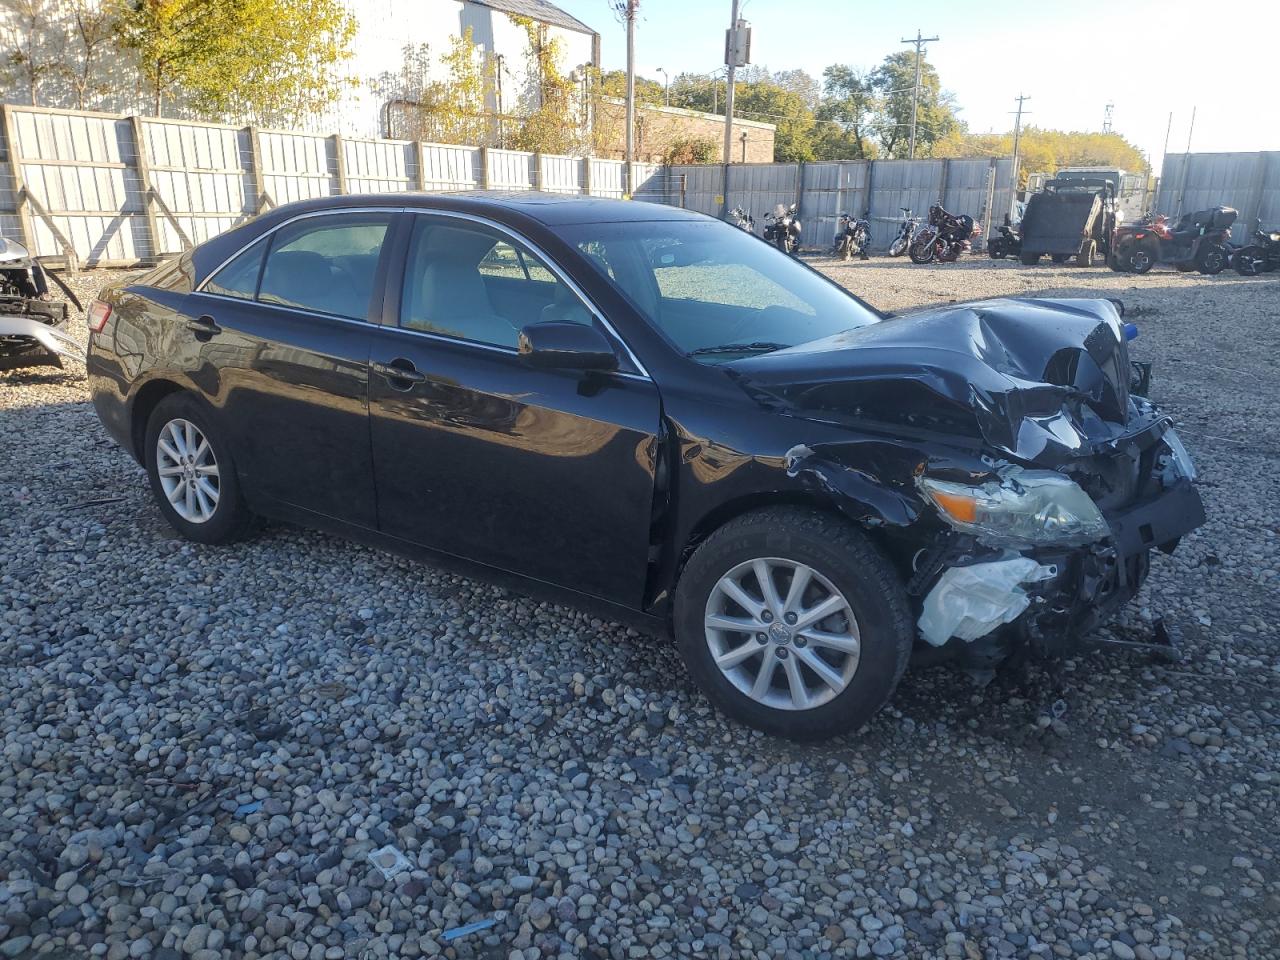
[[368, 215, 662, 607], [189, 210, 398, 527]]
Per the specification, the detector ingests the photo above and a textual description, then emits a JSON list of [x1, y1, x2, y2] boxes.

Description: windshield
[[565, 219, 880, 362]]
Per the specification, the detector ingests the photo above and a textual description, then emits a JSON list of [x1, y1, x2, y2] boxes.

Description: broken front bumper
[[914, 475, 1205, 661], [0, 315, 79, 371]]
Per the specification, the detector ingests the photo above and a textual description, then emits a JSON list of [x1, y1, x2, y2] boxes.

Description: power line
[[900, 29, 939, 159]]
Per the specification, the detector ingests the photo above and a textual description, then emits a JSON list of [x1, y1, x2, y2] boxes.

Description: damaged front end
[[0, 237, 80, 371], [735, 296, 1205, 667]]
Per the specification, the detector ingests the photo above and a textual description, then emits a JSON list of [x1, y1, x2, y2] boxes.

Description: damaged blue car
[[85, 193, 1204, 740]]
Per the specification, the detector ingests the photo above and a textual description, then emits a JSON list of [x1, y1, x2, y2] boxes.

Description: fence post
[[937, 159, 950, 208], [582, 156, 592, 197], [719, 162, 730, 218], [535, 152, 545, 193], [793, 161, 805, 221], [981, 158, 997, 244], [248, 126, 269, 212], [679, 173, 687, 209], [332, 133, 347, 195], [2, 104, 35, 257], [130, 116, 163, 260], [414, 141, 426, 192], [478, 146, 490, 189]]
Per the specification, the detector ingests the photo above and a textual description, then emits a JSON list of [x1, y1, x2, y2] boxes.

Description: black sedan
[[86, 192, 1204, 739]]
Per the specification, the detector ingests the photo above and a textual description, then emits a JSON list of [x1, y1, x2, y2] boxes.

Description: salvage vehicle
[[0, 236, 82, 371], [1112, 206, 1236, 275], [1231, 217, 1280, 275], [987, 215, 1022, 260], [1018, 177, 1117, 267], [86, 193, 1204, 740]]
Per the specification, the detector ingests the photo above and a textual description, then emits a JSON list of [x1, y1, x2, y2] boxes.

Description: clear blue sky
[[553, 0, 1277, 173]]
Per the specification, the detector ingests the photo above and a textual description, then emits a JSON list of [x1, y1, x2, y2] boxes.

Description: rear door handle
[[372, 358, 427, 389], [185, 314, 221, 339]]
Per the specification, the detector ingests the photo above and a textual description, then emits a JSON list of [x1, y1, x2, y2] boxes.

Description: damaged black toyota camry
[[86, 193, 1204, 740]]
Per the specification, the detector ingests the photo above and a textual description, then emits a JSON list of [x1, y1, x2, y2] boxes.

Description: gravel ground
[[1, 258, 1278, 960]]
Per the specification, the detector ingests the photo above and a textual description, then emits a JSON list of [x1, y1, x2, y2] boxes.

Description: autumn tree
[[64, 0, 117, 108], [113, 0, 355, 124], [1, 0, 62, 104], [509, 16, 583, 154], [811, 65, 875, 160], [385, 31, 496, 145], [867, 50, 960, 158]]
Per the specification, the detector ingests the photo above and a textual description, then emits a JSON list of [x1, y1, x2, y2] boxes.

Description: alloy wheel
[[704, 557, 861, 711], [156, 418, 220, 523]]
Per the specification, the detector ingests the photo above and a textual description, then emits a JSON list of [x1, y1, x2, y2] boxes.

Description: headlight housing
[[918, 470, 1109, 546]]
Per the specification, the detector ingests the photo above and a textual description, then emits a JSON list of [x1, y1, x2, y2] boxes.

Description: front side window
[[566, 219, 881, 362], [204, 239, 265, 300], [255, 214, 391, 321], [401, 218, 591, 349]]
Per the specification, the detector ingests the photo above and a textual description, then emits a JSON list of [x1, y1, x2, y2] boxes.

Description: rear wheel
[[1076, 239, 1097, 267], [1020, 252, 1041, 266], [1050, 253, 1070, 264], [1196, 243, 1228, 275], [989, 238, 1008, 259], [674, 507, 913, 740], [1128, 241, 1157, 274], [145, 393, 255, 544]]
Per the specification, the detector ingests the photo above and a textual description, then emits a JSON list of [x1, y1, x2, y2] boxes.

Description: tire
[[888, 235, 910, 257], [1196, 243, 1228, 275], [1234, 245, 1267, 276], [1128, 241, 1156, 274], [673, 506, 913, 740], [1076, 239, 1096, 267], [1050, 254, 1070, 264], [989, 238, 1007, 260], [145, 392, 255, 544], [1020, 252, 1041, 266], [909, 230, 937, 264]]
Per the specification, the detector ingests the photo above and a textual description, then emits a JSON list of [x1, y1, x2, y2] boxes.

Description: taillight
[[1134, 232, 1146, 239], [87, 300, 112, 333]]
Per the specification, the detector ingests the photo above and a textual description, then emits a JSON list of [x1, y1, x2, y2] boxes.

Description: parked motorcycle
[[988, 215, 1022, 260], [909, 202, 980, 264], [729, 206, 756, 233], [763, 203, 802, 256], [887, 207, 919, 257], [1232, 218, 1280, 275], [832, 212, 871, 261], [1111, 206, 1235, 275]]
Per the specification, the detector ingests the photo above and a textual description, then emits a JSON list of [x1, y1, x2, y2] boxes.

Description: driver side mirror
[[518, 321, 618, 372]]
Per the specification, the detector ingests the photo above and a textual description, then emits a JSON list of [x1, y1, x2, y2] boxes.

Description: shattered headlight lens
[[918, 471, 1109, 546]]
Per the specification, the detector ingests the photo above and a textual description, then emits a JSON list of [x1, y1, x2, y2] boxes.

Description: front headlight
[[918, 470, 1109, 546]]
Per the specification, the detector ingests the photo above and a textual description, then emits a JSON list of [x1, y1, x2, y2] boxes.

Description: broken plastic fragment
[[235, 800, 262, 816], [917, 557, 1056, 646], [367, 844, 411, 880], [441, 917, 497, 941]]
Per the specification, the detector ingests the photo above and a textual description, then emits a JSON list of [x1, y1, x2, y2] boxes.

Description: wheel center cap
[[769, 623, 791, 644]]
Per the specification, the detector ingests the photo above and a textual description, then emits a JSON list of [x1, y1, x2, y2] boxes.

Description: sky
[[551, 0, 1278, 174]]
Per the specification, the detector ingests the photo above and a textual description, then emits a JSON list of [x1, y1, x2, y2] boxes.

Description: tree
[[663, 135, 717, 164], [1, 0, 62, 105], [113, 0, 355, 124], [386, 31, 496, 146], [732, 80, 813, 162], [509, 16, 584, 154], [64, 0, 117, 109], [600, 69, 663, 107], [813, 65, 875, 160], [867, 50, 960, 158], [937, 127, 1149, 186]]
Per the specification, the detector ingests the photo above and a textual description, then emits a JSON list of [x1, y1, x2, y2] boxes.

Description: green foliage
[[600, 69, 664, 107], [390, 30, 495, 145], [936, 127, 1149, 185], [508, 16, 584, 155], [663, 136, 717, 164], [813, 65, 875, 160], [113, 0, 355, 124], [867, 50, 960, 158]]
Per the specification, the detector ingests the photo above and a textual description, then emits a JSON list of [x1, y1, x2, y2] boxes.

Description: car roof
[[267, 190, 706, 226]]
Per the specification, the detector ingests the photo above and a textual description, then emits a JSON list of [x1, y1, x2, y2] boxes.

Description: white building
[[0, 0, 600, 140]]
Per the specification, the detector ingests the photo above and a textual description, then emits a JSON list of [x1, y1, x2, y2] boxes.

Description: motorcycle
[[988, 217, 1022, 260], [729, 206, 756, 233], [1111, 206, 1235, 275], [1232, 217, 1280, 275], [832, 212, 871, 261], [763, 203, 802, 256], [909, 202, 980, 264], [887, 207, 919, 257]]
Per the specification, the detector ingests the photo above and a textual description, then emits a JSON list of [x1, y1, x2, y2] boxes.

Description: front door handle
[[185, 314, 221, 340], [372, 357, 427, 390]]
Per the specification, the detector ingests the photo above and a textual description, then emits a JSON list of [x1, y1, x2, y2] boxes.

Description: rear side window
[[204, 239, 266, 300], [255, 214, 391, 320]]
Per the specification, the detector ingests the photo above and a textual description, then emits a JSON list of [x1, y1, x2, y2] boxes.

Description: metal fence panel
[[0, 114, 19, 244], [667, 164, 721, 215], [800, 162, 873, 249], [587, 159, 625, 198], [9, 107, 148, 262], [1157, 151, 1280, 242], [141, 119, 252, 252], [631, 163, 669, 204], [342, 137, 417, 194], [539, 154, 583, 194], [257, 130, 337, 205], [420, 143, 480, 191]]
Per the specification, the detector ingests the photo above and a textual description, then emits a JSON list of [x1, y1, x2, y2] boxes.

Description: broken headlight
[[918, 471, 1109, 546]]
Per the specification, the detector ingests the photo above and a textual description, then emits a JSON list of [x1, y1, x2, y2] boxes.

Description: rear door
[[190, 210, 399, 527], [367, 214, 662, 607]]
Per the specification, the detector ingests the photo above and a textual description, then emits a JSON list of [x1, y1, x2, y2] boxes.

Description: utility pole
[[900, 29, 938, 159], [623, 0, 638, 193], [1009, 94, 1031, 221], [722, 0, 741, 167], [1102, 102, 1114, 134]]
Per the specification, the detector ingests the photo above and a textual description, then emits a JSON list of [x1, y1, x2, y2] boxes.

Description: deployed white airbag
[[918, 557, 1057, 647]]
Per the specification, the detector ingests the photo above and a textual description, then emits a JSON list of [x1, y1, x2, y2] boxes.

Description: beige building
[[595, 97, 776, 164]]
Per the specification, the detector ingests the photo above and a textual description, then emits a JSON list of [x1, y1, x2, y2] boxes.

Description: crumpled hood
[[729, 297, 1139, 464]]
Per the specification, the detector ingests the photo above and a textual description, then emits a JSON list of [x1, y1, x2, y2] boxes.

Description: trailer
[[1018, 177, 1118, 267]]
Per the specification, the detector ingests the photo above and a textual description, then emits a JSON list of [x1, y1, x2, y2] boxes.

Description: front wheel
[[1128, 241, 1157, 274], [1196, 243, 1228, 275], [989, 238, 1008, 259], [145, 393, 256, 544], [1020, 252, 1041, 266], [674, 507, 913, 740], [1076, 239, 1097, 267], [909, 230, 938, 264], [1234, 245, 1267, 276], [888, 234, 910, 257]]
